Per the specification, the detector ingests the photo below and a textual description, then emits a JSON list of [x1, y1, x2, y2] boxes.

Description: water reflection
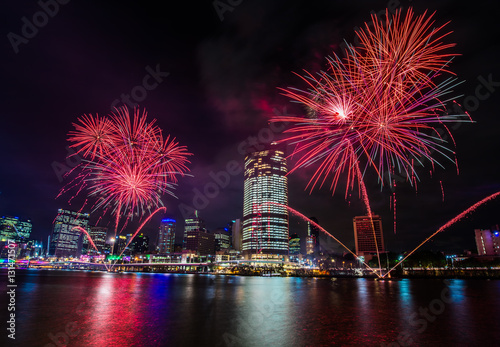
[[4, 270, 500, 347]]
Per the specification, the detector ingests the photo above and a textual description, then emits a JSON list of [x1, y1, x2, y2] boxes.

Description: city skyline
[[1, 1, 499, 254]]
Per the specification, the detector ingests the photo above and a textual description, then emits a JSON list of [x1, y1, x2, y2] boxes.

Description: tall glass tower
[[49, 209, 89, 258], [158, 219, 176, 253], [242, 145, 289, 259]]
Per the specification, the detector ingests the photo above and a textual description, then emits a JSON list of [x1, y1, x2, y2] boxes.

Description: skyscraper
[[158, 218, 176, 253], [185, 229, 215, 256], [131, 233, 149, 254], [89, 226, 107, 254], [232, 219, 242, 251], [0, 216, 32, 242], [183, 211, 205, 250], [49, 209, 89, 258], [242, 145, 289, 259], [353, 215, 385, 257], [214, 228, 231, 251], [307, 217, 320, 253], [289, 233, 300, 255], [305, 236, 315, 255]]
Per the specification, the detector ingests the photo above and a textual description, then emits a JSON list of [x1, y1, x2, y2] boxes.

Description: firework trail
[[440, 180, 445, 202], [60, 106, 191, 267], [261, 202, 382, 277], [112, 206, 166, 269], [383, 191, 500, 278], [71, 226, 99, 253]]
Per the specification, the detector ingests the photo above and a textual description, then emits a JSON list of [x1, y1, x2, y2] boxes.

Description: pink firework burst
[[274, 8, 469, 194], [61, 106, 191, 219]]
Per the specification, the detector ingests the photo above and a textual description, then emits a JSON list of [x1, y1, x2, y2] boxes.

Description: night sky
[[1, 0, 499, 253]]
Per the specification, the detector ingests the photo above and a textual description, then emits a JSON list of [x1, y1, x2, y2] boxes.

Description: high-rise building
[[353, 215, 385, 256], [289, 233, 300, 255], [242, 145, 289, 259], [305, 236, 315, 255], [131, 233, 149, 254], [89, 226, 107, 254], [158, 219, 176, 253], [49, 209, 89, 258], [307, 217, 320, 253], [0, 216, 32, 242], [232, 219, 242, 251], [475, 229, 500, 256], [214, 228, 231, 251], [185, 229, 215, 256], [183, 211, 205, 250], [114, 235, 128, 255]]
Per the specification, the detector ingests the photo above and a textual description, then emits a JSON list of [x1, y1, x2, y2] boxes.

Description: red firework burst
[[274, 8, 469, 194], [62, 106, 191, 219]]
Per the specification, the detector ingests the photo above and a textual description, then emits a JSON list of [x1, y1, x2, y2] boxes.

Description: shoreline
[[2, 267, 500, 279]]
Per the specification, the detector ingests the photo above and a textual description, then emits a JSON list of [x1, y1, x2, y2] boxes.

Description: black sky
[[1, 0, 499, 253]]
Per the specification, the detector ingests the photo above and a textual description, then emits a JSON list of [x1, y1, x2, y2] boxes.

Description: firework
[[273, 8, 469, 273], [274, 8, 468, 193], [65, 107, 191, 218], [60, 106, 191, 267]]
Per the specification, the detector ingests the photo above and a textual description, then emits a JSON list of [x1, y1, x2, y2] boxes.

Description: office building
[[158, 218, 176, 253], [89, 226, 107, 254], [475, 229, 500, 256], [289, 234, 300, 255], [214, 228, 231, 251], [307, 217, 320, 253], [353, 215, 385, 256], [232, 219, 242, 251], [0, 216, 32, 242], [242, 145, 289, 259], [305, 236, 315, 255], [49, 209, 89, 258], [185, 229, 215, 256], [131, 233, 149, 254], [183, 211, 206, 250]]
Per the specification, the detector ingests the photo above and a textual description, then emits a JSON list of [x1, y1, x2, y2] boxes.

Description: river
[[1, 269, 499, 346]]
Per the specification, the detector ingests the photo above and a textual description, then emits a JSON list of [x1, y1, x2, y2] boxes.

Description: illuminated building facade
[[289, 234, 300, 255], [242, 146, 289, 259], [131, 233, 149, 254], [158, 219, 176, 253], [185, 230, 215, 256], [475, 229, 500, 256], [0, 216, 32, 242], [114, 235, 128, 255], [183, 211, 205, 250], [49, 209, 89, 258], [307, 217, 320, 253], [353, 215, 385, 256], [89, 226, 107, 254], [214, 228, 231, 251], [305, 236, 315, 255], [232, 219, 242, 251]]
